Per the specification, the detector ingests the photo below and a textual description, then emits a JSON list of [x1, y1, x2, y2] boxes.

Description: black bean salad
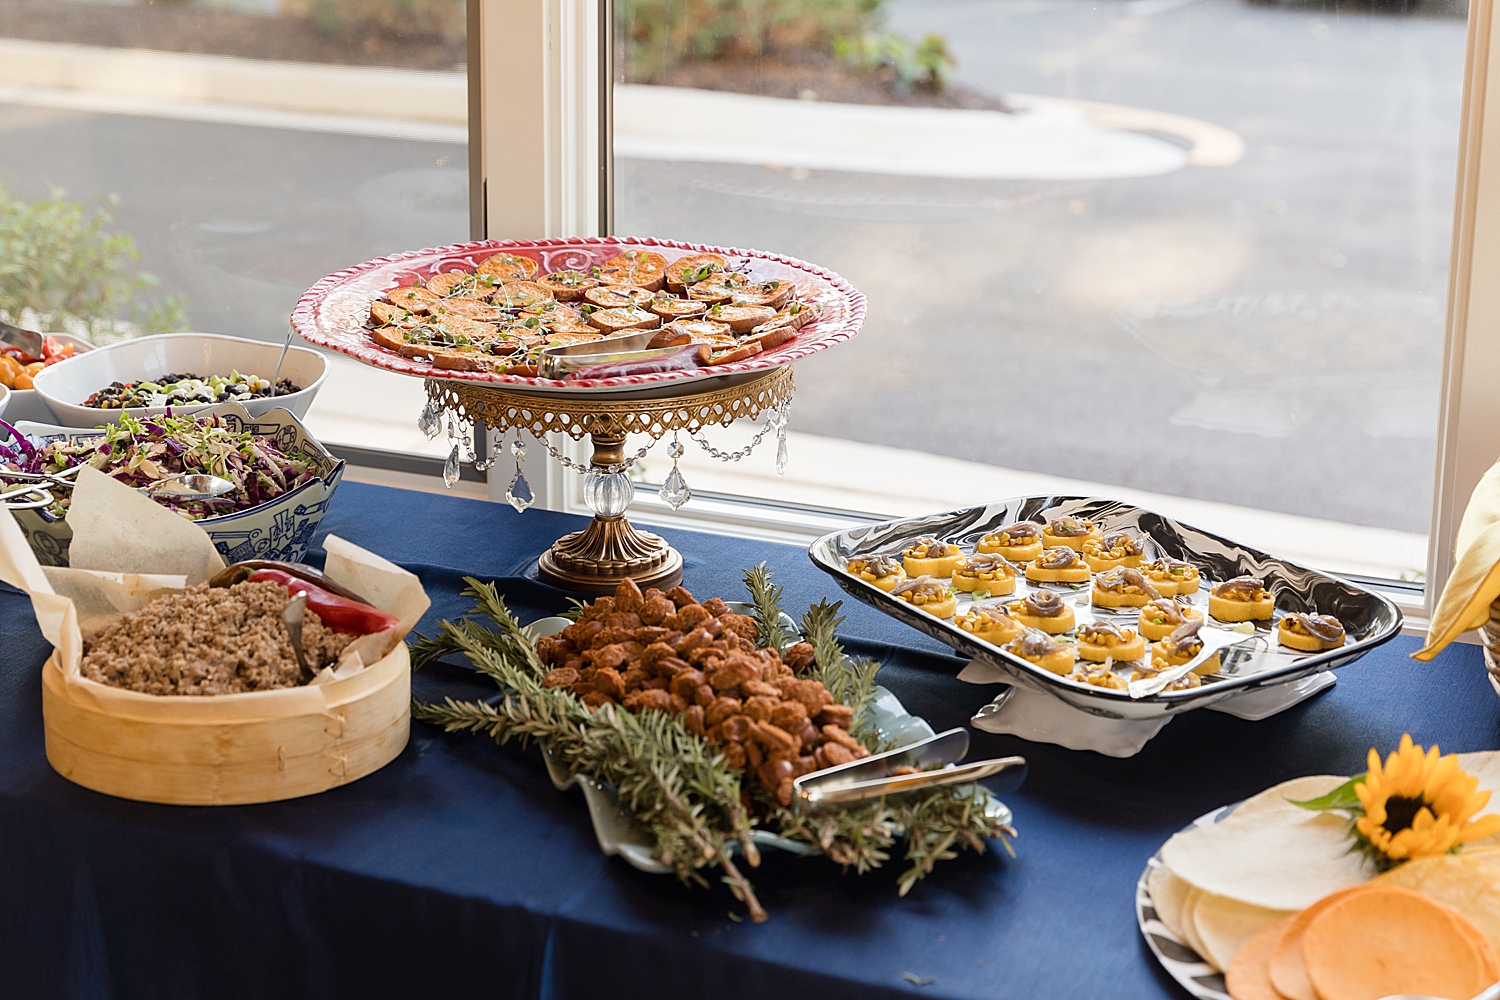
[[82, 372, 299, 409]]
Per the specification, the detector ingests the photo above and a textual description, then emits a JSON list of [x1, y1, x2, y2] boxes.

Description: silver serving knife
[[1127, 624, 1255, 698], [793, 727, 1026, 811], [537, 330, 703, 379], [0, 318, 44, 358]]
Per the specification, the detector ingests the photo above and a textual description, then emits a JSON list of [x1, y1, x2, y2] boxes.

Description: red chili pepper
[[41, 337, 74, 365], [248, 568, 400, 635]]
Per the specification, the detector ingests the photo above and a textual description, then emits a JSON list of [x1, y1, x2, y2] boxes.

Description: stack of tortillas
[[1149, 758, 1500, 999]]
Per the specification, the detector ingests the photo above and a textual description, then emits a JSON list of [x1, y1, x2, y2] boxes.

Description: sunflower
[[1354, 734, 1500, 864]]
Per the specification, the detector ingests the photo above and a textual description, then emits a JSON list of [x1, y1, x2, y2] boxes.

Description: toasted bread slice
[[431, 298, 506, 322], [664, 253, 727, 293], [648, 294, 707, 320], [542, 331, 605, 348], [491, 281, 554, 310], [687, 272, 752, 303], [744, 325, 796, 352], [432, 348, 520, 373], [370, 300, 422, 327], [704, 304, 776, 334], [647, 328, 693, 349], [368, 325, 410, 355], [664, 319, 733, 343], [584, 285, 654, 309], [477, 252, 539, 281], [597, 249, 668, 291], [728, 278, 795, 310], [537, 269, 600, 302], [706, 341, 763, 365], [751, 301, 820, 337], [587, 306, 661, 333], [425, 271, 489, 299]]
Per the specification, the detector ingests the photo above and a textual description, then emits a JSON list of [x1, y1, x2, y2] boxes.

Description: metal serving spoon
[[138, 473, 236, 502], [0, 468, 234, 508], [281, 592, 314, 682]]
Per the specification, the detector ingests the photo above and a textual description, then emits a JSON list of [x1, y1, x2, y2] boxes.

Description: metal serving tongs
[[536, 330, 702, 379], [792, 727, 1026, 812], [0, 463, 235, 509], [0, 318, 44, 358], [1126, 624, 1256, 699]]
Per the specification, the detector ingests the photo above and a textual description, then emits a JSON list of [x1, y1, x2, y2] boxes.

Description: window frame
[[472, 0, 1500, 632]]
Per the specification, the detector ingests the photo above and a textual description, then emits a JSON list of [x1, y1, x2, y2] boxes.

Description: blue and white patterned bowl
[[6, 402, 344, 567]]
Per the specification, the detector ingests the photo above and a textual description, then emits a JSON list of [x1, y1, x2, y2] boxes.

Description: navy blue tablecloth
[[1, 482, 1495, 1000]]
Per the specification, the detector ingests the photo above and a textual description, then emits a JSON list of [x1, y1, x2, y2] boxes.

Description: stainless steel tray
[[807, 496, 1403, 720]]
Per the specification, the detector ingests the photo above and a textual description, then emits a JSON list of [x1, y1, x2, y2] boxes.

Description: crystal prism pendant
[[775, 427, 789, 476], [418, 402, 441, 440], [659, 466, 691, 509], [442, 445, 460, 487], [505, 471, 534, 512], [460, 425, 477, 463]]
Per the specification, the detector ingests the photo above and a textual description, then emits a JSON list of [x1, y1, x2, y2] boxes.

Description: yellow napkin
[[1415, 457, 1500, 660]]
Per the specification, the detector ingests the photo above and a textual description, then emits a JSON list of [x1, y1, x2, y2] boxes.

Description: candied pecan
[[593, 667, 625, 701], [614, 578, 644, 613], [720, 714, 754, 742], [722, 632, 757, 653], [816, 742, 855, 769], [635, 626, 671, 645], [815, 704, 855, 728], [742, 695, 778, 722], [705, 697, 741, 727], [619, 640, 644, 659], [684, 704, 705, 736], [581, 691, 614, 710], [758, 757, 794, 793], [639, 594, 675, 626], [621, 667, 651, 691], [686, 646, 721, 667], [670, 670, 705, 700], [783, 642, 817, 671], [745, 740, 763, 770], [821, 725, 863, 751], [644, 676, 669, 691], [606, 612, 643, 633], [592, 596, 617, 616], [597, 627, 635, 647], [655, 656, 691, 679], [640, 642, 675, 667], [572, 681, 595, 697], [535, 635, 573, 665], [666, 585, 696, 609], [791, 755, 819, 778], [723, 742, 747, 769], [695, 684, 716, 707], [753, 721, 800, 755], [675, 604, 712, 631], [703, 597, 730, 617], [543, 666, 579, 688], [783, 679, 833, 716], [669, 693, 688, 714], [774, 778, 795, 807], [578, 665, 597, 681], [706, 654, 760, 691], [741, 679, 779, 699], [799, 722, 820, 752], [674, 627, 713, 656], [563, 658, 585, 674], [721, 614, 760, 644], [770, 700, 809, 732], [624, 688, 672, 713], [593, 644, 629, 670]]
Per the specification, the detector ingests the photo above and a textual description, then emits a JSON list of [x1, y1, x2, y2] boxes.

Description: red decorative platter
[[290, 237, 866, 394]]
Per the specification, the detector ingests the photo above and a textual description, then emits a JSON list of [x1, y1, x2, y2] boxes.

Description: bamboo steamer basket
[[41, 642, 410, 806]]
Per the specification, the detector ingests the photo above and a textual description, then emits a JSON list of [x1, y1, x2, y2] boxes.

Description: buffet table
[[0, 482, 1491, 1000]]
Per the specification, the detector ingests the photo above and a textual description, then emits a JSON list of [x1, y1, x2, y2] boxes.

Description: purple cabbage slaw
[[0, 411, 320, 521]]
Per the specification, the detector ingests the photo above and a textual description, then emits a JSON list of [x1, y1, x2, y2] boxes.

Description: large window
[[0, 0, 469, 470], [607, 0, 1470, 588]]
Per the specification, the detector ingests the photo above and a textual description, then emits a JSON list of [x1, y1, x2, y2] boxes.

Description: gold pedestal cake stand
[[427, 365, 794, 595]]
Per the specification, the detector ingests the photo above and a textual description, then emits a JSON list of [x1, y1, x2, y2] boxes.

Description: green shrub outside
[[308, 0, 466, 44], [0, 185, 188, 342]]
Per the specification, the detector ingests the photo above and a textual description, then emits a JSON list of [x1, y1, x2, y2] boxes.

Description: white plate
[[1136, 804, 1239, 1000], [32, 333, 327, 426]]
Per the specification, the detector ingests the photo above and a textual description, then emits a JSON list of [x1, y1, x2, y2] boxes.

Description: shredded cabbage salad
[[0, 412, 320, 520]]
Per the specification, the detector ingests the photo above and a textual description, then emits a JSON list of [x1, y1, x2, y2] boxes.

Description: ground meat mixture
[[81, 581, 356, 696]]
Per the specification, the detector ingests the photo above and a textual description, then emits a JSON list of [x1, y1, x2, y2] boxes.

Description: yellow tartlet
[[976, 523, 1044, 562], [1082, 531, 1146, 572], [1041, 516, 1102, 552], [1005, 628, 1077, 675], [1277, 612, 1346, 651], [892, 576, 957, 619], [954, 607, 1022, 646], [1025, 546, 1091, 584], [1151, 623, 1220, 676], [1068, 662, 1128, 691], [1208, 576, 1274, 622], [952, 553, 1018, 597], [1091, 567, 1163, 609], [1076, 621, 1147, 663], [1143, 557, 1200, 597], [902, 538, 965, 578], [1005, 589, 1077, 634], [845, 554, 907, 593], [1137, 598, 1204, 641]]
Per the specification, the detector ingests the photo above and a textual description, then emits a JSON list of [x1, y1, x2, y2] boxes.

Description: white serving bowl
[[0, 383, 9, 424], [31, 333, 328, 427]]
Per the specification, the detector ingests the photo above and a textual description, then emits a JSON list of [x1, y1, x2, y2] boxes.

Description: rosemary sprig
[[743, 562, 791, 655]]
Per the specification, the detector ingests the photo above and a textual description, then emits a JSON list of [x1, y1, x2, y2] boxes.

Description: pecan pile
[[536, 579, 872, 806]]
